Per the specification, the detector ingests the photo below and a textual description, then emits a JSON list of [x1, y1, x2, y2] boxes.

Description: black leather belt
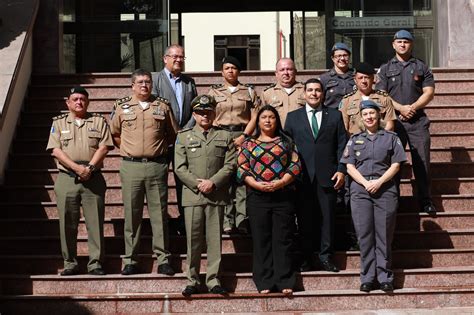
[[123, 156, 166, 163], [364, 176, 380, 180], [219, 124, 245, 132]]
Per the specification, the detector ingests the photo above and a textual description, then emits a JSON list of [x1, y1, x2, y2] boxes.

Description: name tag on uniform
[[355, 140, 364, 144], [61, 130, 70, 134]]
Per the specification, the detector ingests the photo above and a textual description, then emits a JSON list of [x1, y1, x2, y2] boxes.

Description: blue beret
[[393, 30, 414, 41], [69, 86, 89, 97], [360, 100, 381, 111], [331, 42, 351, 54]]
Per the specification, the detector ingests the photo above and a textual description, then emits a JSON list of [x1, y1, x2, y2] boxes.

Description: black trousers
[[247, 188, 296, 292], [296, 179, 337, 262]]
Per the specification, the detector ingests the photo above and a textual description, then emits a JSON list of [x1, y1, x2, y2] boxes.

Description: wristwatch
[[87, 164, 96, 171]]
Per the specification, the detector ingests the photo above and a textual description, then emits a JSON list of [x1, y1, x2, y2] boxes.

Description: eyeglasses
[[166, 54, 186, 60], [333, 54, 350, 60], [134, 80, 152, 85]]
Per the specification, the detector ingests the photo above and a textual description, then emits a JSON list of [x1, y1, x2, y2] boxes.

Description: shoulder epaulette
[[374, 90, 388, 96], [342, 90, 357, 99], [91, 113, 105, 119], [155, 96, 170, 105], [244, 83, 255, 89], [211, 83, 224, 89], [115, 96, 132, 106], [264, 83, 276, 91], [52, 113, 68, 120], [177, 127, 192, 133]]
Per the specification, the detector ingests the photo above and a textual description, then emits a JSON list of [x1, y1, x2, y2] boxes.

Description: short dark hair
[[131, 68, 152, 83], [304, 78, 323, 90]]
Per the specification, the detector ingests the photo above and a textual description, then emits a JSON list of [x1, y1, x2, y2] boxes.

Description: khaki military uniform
[[46, 112, 113, 272], [208, 83, 260, 231], [261, 82, 305, 126], [110, 95, 177, 266], [339, 90, 397, 135], [174, 126, 236, 288]]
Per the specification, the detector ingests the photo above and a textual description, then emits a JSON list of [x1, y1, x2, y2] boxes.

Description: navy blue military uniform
[[319, 68, 355, 109], [341, 129, 407, 286], [376, 57, 435, 209]]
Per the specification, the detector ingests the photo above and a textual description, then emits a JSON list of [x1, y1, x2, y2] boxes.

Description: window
[[214, 35, 260, 71]]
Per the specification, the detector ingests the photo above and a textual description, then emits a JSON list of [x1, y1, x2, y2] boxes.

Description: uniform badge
[[122, 104, 130, 109], [61, 130, 70, 134], [123, 109, 131, 114], [355, 140, 364, 144], [330, 89, 334, 93], [153, 108, 165, 120], [50, 126, 55, 134], [191, 148, 196, 152], [392, 77, 396, 82], [88, 127, 100, 132], [356, 151, 361, 156], [343, 147, 349, 157]]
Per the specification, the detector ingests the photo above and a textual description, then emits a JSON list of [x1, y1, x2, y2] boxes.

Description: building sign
[[331, 16, 415, 30]]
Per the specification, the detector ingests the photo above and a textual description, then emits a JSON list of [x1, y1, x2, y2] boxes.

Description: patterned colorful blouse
[[237, 137, 301, 183]]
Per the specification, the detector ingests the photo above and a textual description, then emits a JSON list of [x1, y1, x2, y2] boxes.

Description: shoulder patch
[[343, 90, 357, 99], [374, 90, 388, 96], [264, 83, 276, 91], [211, 83, 224, 89], [52, 113, 68, 120], [177, 127, 192, 133]]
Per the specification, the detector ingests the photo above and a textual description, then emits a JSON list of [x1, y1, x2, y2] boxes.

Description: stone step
[[1, 194, 473, 221], [424, 104, 474, 118], [1, 266, 473, 295], [1, 179, 471, 202], [1, 229, 472, 256], [5, 161, 474, 185], [2, 212, 472, 237], [431, 132, 474, 146], [1, 248, 473, 275], [2, 286, 474, 314], [429, 118, 474, 133]]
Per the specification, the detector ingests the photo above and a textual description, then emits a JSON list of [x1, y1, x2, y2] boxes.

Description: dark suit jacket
[[284, 106, 347, 188], [152, 69, 197, 129]]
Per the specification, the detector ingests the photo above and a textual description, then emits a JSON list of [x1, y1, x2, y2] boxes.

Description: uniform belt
[[364, 176, 380, 180], [123, 156, 166, 163], [219, 124, 245, 132]]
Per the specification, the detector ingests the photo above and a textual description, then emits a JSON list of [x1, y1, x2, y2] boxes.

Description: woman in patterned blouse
[[237, 105, 301, 295]]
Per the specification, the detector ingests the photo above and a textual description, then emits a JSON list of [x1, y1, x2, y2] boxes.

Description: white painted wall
[[181, 12, 291, 71]]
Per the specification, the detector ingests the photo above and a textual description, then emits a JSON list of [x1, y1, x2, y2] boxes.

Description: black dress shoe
[[359, 282, 373, 292], [300, 260, 316, 272], [157, 263, 175, 276], [209, 285, 228, 295], [320, 260, 340, 272], [60, 268, 79, 276], [423, 203, 437, 215], [88, 267, 106, 276], [121, 264, 139, 275], [380, 282, 394, 292], [182, 285, 199, 297]]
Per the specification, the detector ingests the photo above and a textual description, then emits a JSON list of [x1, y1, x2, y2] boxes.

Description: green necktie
[[311, 109, 319, 138]]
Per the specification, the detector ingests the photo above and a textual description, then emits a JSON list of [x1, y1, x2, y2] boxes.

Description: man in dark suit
[[152, 44, 198, 234], [284, 78, 347, 272]]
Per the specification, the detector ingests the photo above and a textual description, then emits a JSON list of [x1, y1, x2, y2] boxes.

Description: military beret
[[360, 100, 381, 111], [331, 42, 351, 54], [222, 56, 242, 70], [69, 86, 89, 98], [191, 94, 216, 112], [393, 29, 414, 41], [355, 62, 376, 75]]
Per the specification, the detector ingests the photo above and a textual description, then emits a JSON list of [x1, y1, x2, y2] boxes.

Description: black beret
[[360, 100, 381, 111], [355, 62, 376, 75], [191, 95, 216, 111], [222, 56, 242, 70], [69, 86, 89, 97]]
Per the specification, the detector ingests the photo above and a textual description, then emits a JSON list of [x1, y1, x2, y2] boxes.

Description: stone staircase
[[1, 69, 474, 314]]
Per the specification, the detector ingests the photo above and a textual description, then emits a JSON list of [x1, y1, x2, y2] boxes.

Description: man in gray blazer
[[152, 44, 198, 234]]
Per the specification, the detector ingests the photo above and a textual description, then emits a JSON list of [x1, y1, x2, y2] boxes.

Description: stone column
[[436, 0, 474, 67]]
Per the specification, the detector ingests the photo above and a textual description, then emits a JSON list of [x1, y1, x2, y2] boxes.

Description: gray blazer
[[152, 69, 197, 129]]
